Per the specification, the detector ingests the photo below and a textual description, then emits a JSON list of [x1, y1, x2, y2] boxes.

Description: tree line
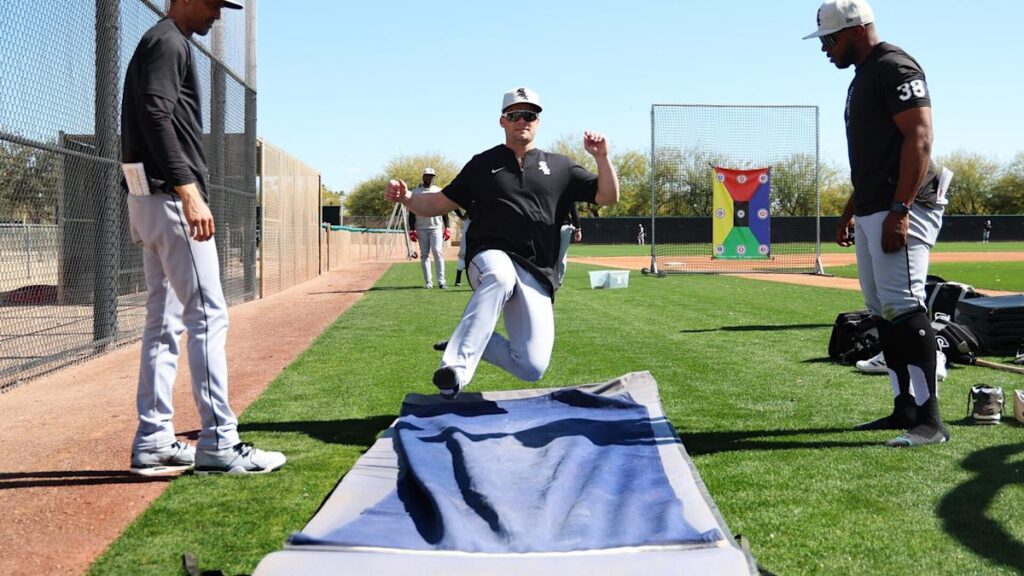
[[2, 139, 1021, 223], [340, 139, 1024, 219]]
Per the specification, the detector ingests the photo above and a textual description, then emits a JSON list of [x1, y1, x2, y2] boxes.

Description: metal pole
[[93, 0, 121, 347], [244, 0, 258, 298], [210, 22, 228, 290], [648, 106, 659, 275]]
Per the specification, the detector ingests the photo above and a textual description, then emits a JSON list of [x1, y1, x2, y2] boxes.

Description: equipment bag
[[924, 278, 984, 322], [932, 313, 983, 364], [828, 310, 882, 364]]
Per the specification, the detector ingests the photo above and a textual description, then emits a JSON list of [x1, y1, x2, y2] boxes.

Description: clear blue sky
[[257, 1, 1023, 194]]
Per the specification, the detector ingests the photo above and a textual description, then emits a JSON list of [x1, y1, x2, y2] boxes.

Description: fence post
[[244, 0, 258, 298], [93, 0, 120, 347]]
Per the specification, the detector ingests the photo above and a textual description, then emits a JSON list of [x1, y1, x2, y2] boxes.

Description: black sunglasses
[[820, 31, 839, 49], [504, 110, 539, 123]]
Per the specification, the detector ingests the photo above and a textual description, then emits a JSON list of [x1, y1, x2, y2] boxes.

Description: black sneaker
[[433, 366, 461, 400], [432, 340, 448, 352], [885, 423, 950, 447], [968, 385, 1004, 425]]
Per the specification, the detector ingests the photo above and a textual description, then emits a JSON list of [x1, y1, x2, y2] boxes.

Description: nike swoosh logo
[[491, 167, 505, 174]]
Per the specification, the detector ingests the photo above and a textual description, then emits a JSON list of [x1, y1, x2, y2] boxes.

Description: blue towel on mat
[[291, 389, 722, 552]]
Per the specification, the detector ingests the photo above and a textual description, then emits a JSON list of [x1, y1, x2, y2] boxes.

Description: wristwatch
[[889, 200, 910, 215]]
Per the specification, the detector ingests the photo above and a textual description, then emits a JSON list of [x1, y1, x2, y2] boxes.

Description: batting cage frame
[[646, 104, 823, 276]]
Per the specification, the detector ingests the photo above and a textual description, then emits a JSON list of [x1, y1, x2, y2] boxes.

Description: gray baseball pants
[[127, 193, 240, 452], [440, 250, 554, 387], [417, 227, 446, 287]]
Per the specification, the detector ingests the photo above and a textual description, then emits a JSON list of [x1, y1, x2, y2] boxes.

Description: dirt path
[[570, 251, 1022, 296], [0, 261, 391, 576]]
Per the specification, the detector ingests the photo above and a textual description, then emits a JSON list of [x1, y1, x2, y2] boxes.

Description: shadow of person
[[0, 470, 171, 490], [937, 443, 1024, 572], [238, 414, 397, 447]]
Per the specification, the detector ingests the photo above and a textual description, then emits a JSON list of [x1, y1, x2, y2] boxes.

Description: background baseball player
[[807, 0, 950, 447], [407, 168, 451, 289], [557, 203, 581, 285], [386, 87, 619, 398], [121, 0, 285, 475], [452, 204, 475, 287]]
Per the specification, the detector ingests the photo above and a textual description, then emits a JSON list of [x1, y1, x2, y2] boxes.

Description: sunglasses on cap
[[503, 110, 539, 123]]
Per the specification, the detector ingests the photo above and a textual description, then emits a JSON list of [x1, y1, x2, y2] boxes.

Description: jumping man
[[386, 87, 619, 398]]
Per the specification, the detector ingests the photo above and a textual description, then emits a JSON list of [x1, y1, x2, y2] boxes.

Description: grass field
[[569, 241, 1024, 258], [829, 261, 1024, 293], [90, 262, 1024, 575]]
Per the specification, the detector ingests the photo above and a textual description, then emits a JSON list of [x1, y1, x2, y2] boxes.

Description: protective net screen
[[649, 104, 821, 275], [0, 1, 257, 391]]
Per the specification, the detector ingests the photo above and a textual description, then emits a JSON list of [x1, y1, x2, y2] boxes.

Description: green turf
[[829, 261, 1024, 293], [569, 241, 1024, 258], [90, 262, 1024, 575]]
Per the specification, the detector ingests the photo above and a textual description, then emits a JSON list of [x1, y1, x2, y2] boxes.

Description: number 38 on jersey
[[896, 79, 928, 101]]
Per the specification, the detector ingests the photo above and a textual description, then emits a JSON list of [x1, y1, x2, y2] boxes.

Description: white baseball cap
[[222, 0, 244, 9], [423, 167, 435, 176], [803, 0, 874, 39], [501, 87, 542, 113]]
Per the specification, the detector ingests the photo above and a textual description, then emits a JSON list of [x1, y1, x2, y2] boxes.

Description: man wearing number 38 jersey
[[805, 0, 952, 448]]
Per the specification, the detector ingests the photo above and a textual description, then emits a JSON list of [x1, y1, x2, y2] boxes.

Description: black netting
[[0, 1, 257, 391]]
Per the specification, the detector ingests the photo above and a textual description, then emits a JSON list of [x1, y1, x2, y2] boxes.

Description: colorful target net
[[648, 104, 823, 275]]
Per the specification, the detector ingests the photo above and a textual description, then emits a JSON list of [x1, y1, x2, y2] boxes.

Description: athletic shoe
[[855, 351, 947, 381], [454, 282, 461, 287], [424, 284, 433, 289], [967, 385, 1004, 425], [1014, 351, 1024, 365], [884, 423, 950, 448], [130, 440, 195, 476], [195, 442, 286, 475], [432, 340, 448, 352], [439, 284, 447, 289], [433, 366, 461, 400], [855, 352, 887, 374], [1014, 390, 1024, 424]]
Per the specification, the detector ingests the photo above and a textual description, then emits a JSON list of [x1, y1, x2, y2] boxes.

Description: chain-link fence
[[0, 1, 258, 391], [259, 139, 320, 297]]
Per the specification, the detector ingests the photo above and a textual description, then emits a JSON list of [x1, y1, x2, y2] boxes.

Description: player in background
[[407, 168, 451, 289]]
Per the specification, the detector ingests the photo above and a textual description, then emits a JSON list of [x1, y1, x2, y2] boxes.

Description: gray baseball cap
[[423, 168, 436, 176], [501, 87, 542, 113], [803, 0, 874, 39]]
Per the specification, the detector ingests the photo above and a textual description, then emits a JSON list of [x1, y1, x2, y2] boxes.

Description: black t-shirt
[[442, 145, 599, 295], [121, 18, 209, 201], [845, 42, 938, 216]]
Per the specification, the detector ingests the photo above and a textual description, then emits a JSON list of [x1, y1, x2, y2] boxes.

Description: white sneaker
[[936, 350, 948, 382], [855, 352, 887, 374], [855, 350, 947, 381], [195, 442, 286, 475], [130, 440, 195, 476]]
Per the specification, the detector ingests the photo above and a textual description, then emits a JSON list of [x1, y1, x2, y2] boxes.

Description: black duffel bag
[[828, 310, 882, 365]]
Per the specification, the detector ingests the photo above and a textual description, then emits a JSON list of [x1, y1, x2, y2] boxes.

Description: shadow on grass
[[239, 415, 397, 446], [681, 427, 880, 456], [0, 470, 172, 490], [800, 357, 838, 364], [937, 443, 1024, 573], [680, 323, 832, 334]]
